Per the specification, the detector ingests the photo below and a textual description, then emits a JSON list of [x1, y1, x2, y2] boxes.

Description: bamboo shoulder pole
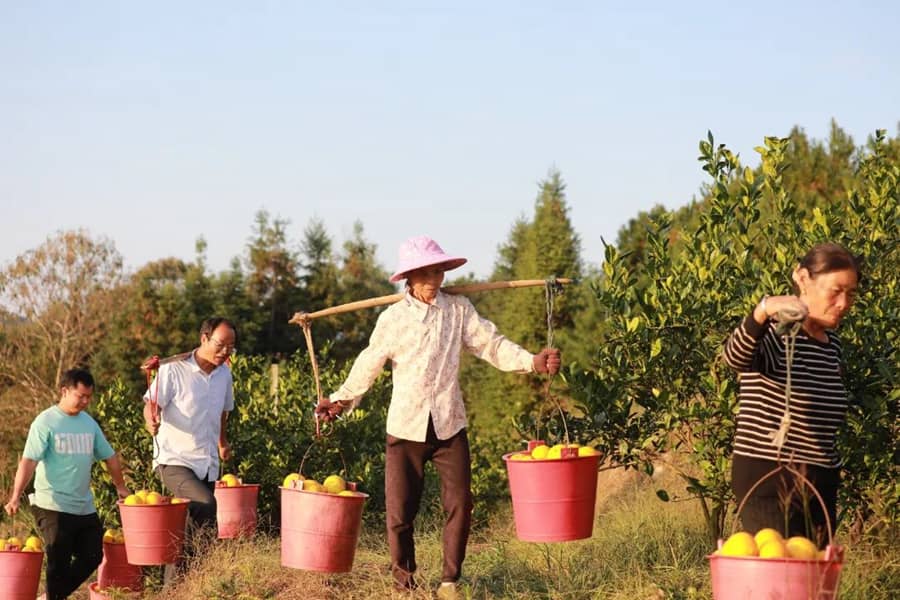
[[289, 278, 573, 325]]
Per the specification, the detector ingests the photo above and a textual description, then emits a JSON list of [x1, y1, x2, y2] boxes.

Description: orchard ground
[[12, 458, 898, 600]]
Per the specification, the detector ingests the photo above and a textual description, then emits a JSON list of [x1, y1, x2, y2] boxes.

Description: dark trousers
[[732, 455, 840, 544], [32, 506, 103, 600], [385, 418, 474, 588], [156, 464, 217, 584]]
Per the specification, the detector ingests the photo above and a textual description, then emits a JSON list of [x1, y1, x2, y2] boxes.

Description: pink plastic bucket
[[117, 499, 189, 565], [503, 448, 600, 542], [98, 541, 143, 590], [709, 464, 845, 599], [215, 484, 260, 539], [0, 549, 43, 600], [709, 552, 843, 599], [280, 484, 368, 573]]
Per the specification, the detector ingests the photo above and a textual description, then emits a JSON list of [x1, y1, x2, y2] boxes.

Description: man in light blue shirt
[[5, 368, 130, 600]]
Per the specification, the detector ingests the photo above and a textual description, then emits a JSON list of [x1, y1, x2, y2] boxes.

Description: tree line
[[1, 121, 897, 538]]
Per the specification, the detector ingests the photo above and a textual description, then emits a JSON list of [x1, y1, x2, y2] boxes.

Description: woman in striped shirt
[[723, 242, 860, 542]]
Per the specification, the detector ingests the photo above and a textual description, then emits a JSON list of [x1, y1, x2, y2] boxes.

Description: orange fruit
[[282, 473, 304, 488], [785, 536, 818, 560], [530, 445, 549, 460], [754, 528, 783, 549], [720, 532, 758, 557], [758, 539, 787, 558], [323, 475, 347, 494]]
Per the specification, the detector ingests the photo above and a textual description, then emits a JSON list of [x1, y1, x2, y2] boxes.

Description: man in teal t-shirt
[[5, 369, 130, 600]]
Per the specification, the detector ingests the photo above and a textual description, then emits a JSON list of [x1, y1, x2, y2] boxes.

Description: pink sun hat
[[389, 236, 468, 283]]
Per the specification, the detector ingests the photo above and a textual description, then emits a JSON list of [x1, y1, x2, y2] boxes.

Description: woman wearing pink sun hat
[[317, 235, 560, 597]]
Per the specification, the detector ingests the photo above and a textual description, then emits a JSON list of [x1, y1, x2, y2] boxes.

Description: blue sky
[[2, 1, 898, 281]]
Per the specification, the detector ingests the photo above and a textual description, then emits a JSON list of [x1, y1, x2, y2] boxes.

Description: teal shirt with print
[[23, 405, 115, 515]]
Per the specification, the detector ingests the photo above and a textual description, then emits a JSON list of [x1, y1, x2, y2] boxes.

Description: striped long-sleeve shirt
[[723, 314, 849, 468]]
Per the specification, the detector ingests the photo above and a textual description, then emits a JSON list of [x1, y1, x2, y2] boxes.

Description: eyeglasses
[[208, 337, 236, 354]]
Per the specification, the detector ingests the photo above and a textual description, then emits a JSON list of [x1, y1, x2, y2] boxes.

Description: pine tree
[[463, 169, 584, 444], [244, 210, 304, 356]]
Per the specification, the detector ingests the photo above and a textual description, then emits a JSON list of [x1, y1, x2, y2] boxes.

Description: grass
[[4, 467, 897, 599]]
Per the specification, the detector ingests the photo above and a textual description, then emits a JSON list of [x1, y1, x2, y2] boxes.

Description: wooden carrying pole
[[289, 278, 573, 325]]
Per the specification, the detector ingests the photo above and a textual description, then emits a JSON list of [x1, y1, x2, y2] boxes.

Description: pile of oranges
[[716, 528, 826, 560], [122, 489, 187, 505], [102, 527, 126, 544], [508, 442, 600, 461], [282, 472, 364, 497], [2, 535, 42, 552]]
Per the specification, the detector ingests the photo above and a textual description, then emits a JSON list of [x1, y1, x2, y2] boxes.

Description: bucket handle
[[731, 462, 837, 553], [298, 435, 349, 480]]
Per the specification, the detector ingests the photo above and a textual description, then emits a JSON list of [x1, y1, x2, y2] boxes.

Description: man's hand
[[115, 485, 131, 500], [532, 348, 562, 375], [315, 398, 347, 423], [218, 441, 233, 461], [143, 401, 160, 436], [4, 498, 19, 516]]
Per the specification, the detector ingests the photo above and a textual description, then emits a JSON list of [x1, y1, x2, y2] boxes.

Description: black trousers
[[32, 506, 103, 600], [156, 464, 217, 584], [732, 455, 840, 544], [385, 418, 474, 588]]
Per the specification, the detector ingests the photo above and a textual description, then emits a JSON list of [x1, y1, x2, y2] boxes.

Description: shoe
[[437, 582, 461, 600]]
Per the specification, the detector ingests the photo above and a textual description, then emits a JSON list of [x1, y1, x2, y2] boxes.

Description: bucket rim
[[707, 552, 844, 565], [280, 486, 369, 499], [90, 580, 141, 592], [502, 451, 600, 463], [0, 548, 44, 555], [116, 498, 191, 507], [214, 483, 262, 490]]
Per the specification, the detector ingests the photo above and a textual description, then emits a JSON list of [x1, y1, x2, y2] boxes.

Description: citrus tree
[[564, 130, 898, 542], [89, 349, 393, 528], [89, 335, 517, 529]]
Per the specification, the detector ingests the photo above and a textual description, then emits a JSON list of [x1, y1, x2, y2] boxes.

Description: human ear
[[792, 267, 811, 295]]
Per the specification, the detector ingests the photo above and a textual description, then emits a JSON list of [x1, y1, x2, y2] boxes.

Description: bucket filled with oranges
[[503, 439, 601, 542], [0, 534, 43, 600], [117, 489, 190, 565], [280, 471, 368, 573], [708, 466, 844, 599], [214, 473, 261, 539]]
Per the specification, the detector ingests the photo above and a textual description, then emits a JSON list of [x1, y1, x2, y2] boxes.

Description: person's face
[[59, 383, 93, 415], [797, 267, 858, 330], [199, 323, 236, 366], [406, 265, 445, 303]]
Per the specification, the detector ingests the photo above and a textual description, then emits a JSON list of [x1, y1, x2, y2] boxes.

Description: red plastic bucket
[[117, 499, 189, 565], [98, 541, 143, 590], [503, 449, 600, 542], [214, 484, 260, 539], [708, 552, 843, 599], [280, 483, 368, 573], [0, 549, 43, 600]]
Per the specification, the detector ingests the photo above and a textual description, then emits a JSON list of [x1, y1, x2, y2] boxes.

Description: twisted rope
[[769, 307, 807, 457], [539, 277, 569, 445]]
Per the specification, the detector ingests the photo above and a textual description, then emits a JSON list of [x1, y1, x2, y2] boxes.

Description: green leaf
[[650, 338, 662, 359], [626, 316, 641, 333], [656, 489, 670, 502]]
